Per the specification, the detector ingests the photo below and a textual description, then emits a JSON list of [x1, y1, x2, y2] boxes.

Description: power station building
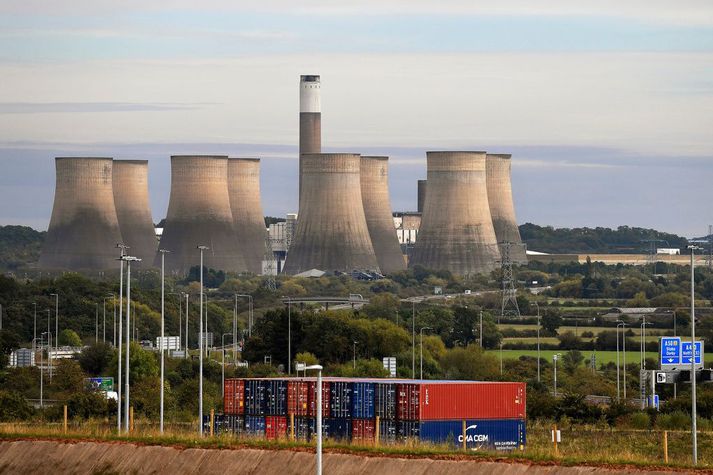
[[360, 156, 406, 273], [284, 153, 380, 274], [486, 153, 527, 264], [228, 157, 267, 274], [299, 75, 321, 205], [112, 160, 158, 265], [39, 157, 124, 271], [410, 151, 501, 275], [157, 155, 247, 274]]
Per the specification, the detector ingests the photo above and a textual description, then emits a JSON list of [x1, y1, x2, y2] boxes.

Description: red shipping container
[[287, 381, 310, 416], [352, 418, 376, 444], [397, 382, 526, 421], [265, 415, 287, 440], [307, 381, 330, 417], [224, 379, 245, 415]]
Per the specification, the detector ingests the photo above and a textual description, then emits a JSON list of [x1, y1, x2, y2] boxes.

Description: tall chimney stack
[[299, 75, 321, 203]]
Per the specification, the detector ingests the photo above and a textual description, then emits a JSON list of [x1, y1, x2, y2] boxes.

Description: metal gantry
[[498, 241, 521, 321]]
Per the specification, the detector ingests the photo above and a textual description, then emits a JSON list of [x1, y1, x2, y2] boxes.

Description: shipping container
[[396, 382, 525, 420], [265, 415, 288, 440], [228, 415, 245, 436], [397, 420, 420, 441], [378, 419, 397, 444], [330, 381, 353, 418], [287, 380, 310, 415], [323, 418, 352, 441], [224, 379, 245, 415], [374, 382, 396, 420], [351, 418, 376, 444], [308, 381, 331, 417], [293, 416, 314, 441], [245, 380, 267, 415], [419, 419, 525, 451], [245, 415, 266, 436], [351, 382, 375, 419], [264, 380, 288, 415]]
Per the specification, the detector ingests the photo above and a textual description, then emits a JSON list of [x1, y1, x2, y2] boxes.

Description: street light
[[235, 294, 253, 339], [688, 244, 701, 465], [420, 327, 432, 380], [159, 249, 169, 434], [616, 321, 625, 401], [282, 296, 292, 375], [50, 293, 58, 355], [305, 364, 323, 475], [197, 245, 209, 436], [534, 302, 541, 383], [46, 309, 52, 383], [116, 243, 129, 433], [411, 299, 416, 378], [95, 303, 99, 343], [479, 310, 483, 348], [169, 292, 183, 352], [221, 333, 232, 398], [33, 302, 37, 343], [32, 336, 44, 408], [640, 320, 652, 370], [353, 340, 358, 370], [121, 255, 141, 433], [553, 353, 562, 397]]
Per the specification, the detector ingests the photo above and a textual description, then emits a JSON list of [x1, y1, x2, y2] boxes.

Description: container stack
[[215, 377, 526, 451]]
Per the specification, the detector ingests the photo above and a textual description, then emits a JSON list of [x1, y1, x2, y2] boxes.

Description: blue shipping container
[[330, 381, 352, 418], [351, 382, 375, 419], [397, 420, 420, 441], [264, 380, 288, 415], [245, 380, 267, 415], [374, 383, 396, 420], [323, 418, 352, 441], [379, 418, 397, 444], [245, 415, 266, 436], [419, 419, 525, 451]]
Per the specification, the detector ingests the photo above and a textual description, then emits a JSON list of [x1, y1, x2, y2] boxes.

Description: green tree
[[451, 306, 478, 346], [66, 391, 110, 419], [440, 345, 499, 380], [58, 329, 82, 347], [294, 351, 319, 366], [79, 342, 115, 376], [541, 312, 563, 336], [53, 360, 86, 395], [562, 350, 584, 374], [0, 390, 34, 421]]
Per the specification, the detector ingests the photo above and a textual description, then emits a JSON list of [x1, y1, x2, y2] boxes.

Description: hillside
[[0, 225, 44, 271]]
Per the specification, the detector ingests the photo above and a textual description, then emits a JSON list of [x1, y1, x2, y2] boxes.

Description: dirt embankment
[[0, 439, 701, 475]]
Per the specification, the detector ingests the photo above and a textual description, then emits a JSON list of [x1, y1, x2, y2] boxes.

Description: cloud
[[0, 102, 212, 114]]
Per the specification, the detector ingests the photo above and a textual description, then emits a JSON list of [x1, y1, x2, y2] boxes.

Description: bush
[[630, 412, 651, 430], [656, 410, 689, 430], [0, 390, 34, 421]]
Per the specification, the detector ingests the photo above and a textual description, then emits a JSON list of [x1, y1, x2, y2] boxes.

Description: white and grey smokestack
[[299, 74, 321, 203]]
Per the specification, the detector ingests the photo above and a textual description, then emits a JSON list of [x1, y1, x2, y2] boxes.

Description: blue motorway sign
[[681, 341, 703, 366], [660, 337, 681, 366]]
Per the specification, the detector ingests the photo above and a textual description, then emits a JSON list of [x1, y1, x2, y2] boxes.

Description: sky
[[0, 1, 711, 238]]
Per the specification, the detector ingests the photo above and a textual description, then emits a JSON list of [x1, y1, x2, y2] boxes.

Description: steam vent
[[299, 75, 321, 204], [157, 156, 247, 274], [284, 153, 380, 274], [112, 160, 157, 265], [486, 154, 527, 264], [360, 156, 406, 274], [411, 151, 500, 275], [228, 158, 266, 274], [39, 157, 124, 270]]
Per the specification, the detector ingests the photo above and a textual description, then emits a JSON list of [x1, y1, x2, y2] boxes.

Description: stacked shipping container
[[217, 377, 526, 450]]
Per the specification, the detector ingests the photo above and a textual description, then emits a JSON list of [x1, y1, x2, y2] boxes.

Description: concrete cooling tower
[[157, 156, 247, 274], [299, 75, 321, 204], [39, 157, 123, 271], [486, 154, 527, 264], [284, 153, 380, 274], [360, 156, 406, 274], [417, 179, 427, 213], [112, 160, 157, 265], [410, 151, 500, 275], [228, 158, 266, 274]]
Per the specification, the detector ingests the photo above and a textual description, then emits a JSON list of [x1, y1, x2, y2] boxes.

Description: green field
[[487, 349, 713, 366], [498, 324, 670, 336]]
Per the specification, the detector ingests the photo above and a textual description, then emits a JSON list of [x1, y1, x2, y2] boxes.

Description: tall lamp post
[[236, 294, 253, 339], [616, 320, 625, 401], [535, 302, 541, 383], [282, 296, 292, 375], [553, 353, 562, 397], [640, 320, 652, 370], [420, 327, 432, 380], [50, 293, 58, 355], [479, 310, 483, 348], [33, 302, 37, 343], [353, 340, 358, 370], [305, 365, 323, 475], [158, 249, 169, 433], [688, 244, 701, 465], [411, 299, 416, 378], [121, 255, 140, 433], [197, 245, 209, 436], [221, 333, 232, 398], [46, 309, 52, 382], [184, 293, 189, 358], [116, 243, 128, 433]]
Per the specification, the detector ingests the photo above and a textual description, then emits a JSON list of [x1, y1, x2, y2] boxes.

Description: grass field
[[498, 324, 670, 336], [489, 349, 685, 365]]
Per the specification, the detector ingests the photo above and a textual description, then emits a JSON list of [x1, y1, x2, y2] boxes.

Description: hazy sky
[[0, 1, 711, 238]]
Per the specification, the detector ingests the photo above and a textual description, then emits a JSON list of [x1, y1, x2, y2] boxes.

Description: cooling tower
[[228, 158, 266, 274], [360, 156, 406, 274], [410, 151, 500, 275], [157, 156, 247, 274], [39, 157, 124, 271], [112, 160, 157, 265], [284, 153, 380, 274], [486, 154, 527, 264], [299, 75, 321, 203], [417, 179, 427, 213]]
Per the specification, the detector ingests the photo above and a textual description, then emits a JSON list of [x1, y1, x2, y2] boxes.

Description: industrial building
[[112, 160, 158, 265], [360, 156, 407, 273], [411, 151, 501, 275], [486, 154, 527, 264], [157, 155, 247, 274], [39, 157, 124, 271], [299, 75, 321, 204], [284, 153, 380, 274], [228, 158, 267, 274]]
